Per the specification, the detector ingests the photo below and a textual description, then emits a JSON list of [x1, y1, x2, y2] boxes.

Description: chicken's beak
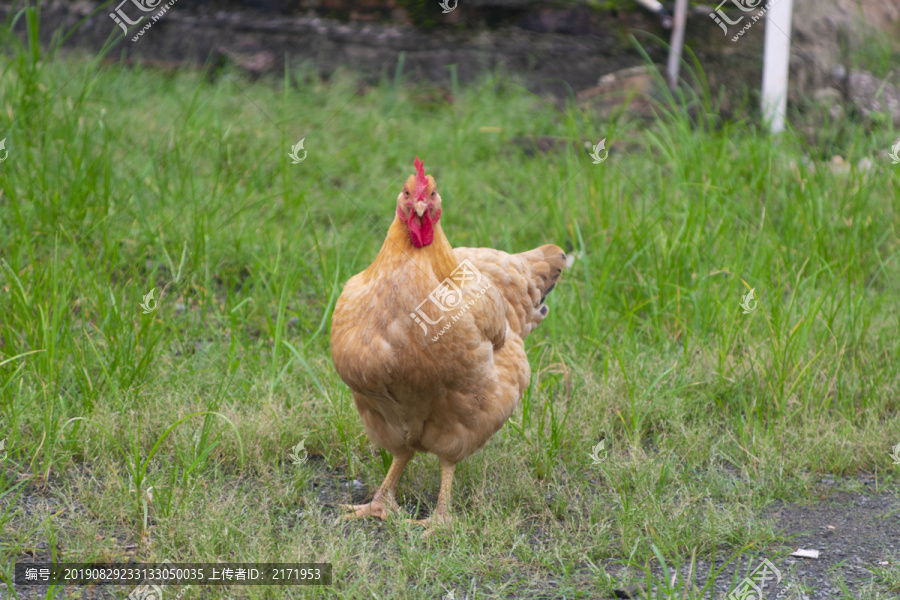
[[413, 201, 427, 217]]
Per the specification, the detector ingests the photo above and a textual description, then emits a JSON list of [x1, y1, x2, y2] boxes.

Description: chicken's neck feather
[[367, 216, 458, 286]]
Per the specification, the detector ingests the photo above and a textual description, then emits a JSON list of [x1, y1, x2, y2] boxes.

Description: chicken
[[329, 157, 565, 527]]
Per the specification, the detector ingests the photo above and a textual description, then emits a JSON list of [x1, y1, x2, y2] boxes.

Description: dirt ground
[[764, 483, 900, 599]]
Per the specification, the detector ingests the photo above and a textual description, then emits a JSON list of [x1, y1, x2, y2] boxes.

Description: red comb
[[414, 156, 428, 192]]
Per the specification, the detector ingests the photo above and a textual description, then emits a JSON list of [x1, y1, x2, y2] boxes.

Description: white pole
[[761, 0, 794, 133], [666, 0, 689, 91]]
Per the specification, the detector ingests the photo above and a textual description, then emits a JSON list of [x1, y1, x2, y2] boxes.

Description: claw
[[405, 509, 451, 535], [340, 494, 399, 521]]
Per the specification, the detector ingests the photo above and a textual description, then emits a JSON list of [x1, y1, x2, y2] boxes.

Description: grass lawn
[[1, 6, 899, 599]]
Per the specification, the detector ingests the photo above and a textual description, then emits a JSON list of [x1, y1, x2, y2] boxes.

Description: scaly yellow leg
[[409, 458, 455, 529], [341, 449, 413, 521]]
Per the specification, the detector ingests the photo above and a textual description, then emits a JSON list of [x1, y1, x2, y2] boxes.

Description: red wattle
[[408, 212, 434, 247]]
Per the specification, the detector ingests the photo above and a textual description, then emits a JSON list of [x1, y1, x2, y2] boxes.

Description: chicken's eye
[[404, 189, 409, 196], [430, 190, 435, 197]]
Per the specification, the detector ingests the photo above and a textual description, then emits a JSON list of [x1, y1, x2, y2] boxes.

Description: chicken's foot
[[341, 449, 413, 521]]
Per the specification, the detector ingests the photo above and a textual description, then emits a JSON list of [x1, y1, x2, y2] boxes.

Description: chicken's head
[[397, 156, 442, 248]]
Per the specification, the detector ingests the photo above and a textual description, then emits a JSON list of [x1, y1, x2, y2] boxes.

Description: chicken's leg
[[341, 449, 413, 520], [410, 458, 455, 528]]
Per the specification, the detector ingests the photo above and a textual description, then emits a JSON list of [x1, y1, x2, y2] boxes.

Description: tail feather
[[516, 244, 566, 335], [520, 244, 566, 306], [452, 243, 566, 341]]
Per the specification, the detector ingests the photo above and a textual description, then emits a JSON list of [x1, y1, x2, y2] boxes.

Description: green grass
[[1, 4, 900, 599]]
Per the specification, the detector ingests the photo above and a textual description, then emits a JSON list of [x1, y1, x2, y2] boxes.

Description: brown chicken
[[330, 157, 565, 527]]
